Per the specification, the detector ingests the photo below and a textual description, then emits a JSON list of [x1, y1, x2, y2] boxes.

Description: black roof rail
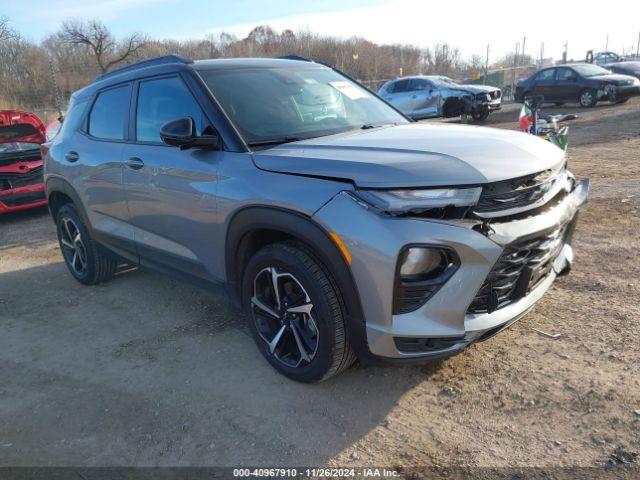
[[278, 54, 314, 62], [96, 54, 194, 82]]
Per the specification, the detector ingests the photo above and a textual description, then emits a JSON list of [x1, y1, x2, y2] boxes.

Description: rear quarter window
[[57, 99, 89, 142], [88, 85, 131, 140]]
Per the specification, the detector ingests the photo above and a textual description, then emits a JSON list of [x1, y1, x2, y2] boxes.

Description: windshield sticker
[[329, 81, 370, 100]]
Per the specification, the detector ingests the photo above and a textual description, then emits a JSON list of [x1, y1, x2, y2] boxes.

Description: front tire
[[471, 108, 490, 122], [242, 241, 356, 382], [56, 204, 117, 285], [579, 88, 597, 107]]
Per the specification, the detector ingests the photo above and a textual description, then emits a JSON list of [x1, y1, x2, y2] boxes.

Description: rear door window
[[135, 76, 204, 143], [556, 68, 577, 81], [391, 79, 411, 93], [409, 79, 432, 91], [88, 85, 131, 140], [535, 69, 556, 82]]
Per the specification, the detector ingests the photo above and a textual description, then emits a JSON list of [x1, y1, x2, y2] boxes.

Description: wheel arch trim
[[45, 176, 92, 228], [225, 205, 370, 359]]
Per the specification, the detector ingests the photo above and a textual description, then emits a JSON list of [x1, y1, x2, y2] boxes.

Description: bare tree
[[423, 43, 463, 76], [0, 16, 17, 42], [59, 19, 146, 73], [1, 20, 482, 111]]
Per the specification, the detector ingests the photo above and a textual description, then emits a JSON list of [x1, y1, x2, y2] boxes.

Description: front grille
[[475, 167, 568, 215], [0, 190, 46, 207], [0, 166, 43, 191], [467, 222, 574, 314]]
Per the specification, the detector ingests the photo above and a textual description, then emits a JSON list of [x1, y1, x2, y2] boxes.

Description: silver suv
[[45, 55, 589, 382]]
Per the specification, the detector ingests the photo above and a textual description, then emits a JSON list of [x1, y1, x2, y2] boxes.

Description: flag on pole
[[519, 102, 533, 132]]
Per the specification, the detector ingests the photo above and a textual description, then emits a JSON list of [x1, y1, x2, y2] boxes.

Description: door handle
[[125, 157, 145, 170], [65, 151, 79, 162], [411, 94, 417, 98]]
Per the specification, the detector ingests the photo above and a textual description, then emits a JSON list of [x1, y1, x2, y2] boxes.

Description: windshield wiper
[[248, 137, 302, 147], [360, 122, 397, 130]]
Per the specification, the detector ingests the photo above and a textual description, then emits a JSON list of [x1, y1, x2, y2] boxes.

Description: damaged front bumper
[[313, 177, 589, 363]]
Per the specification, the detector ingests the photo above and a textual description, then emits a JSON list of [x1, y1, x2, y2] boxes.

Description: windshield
[[572, 64, 611, 77], [198, 66, 408, 145]]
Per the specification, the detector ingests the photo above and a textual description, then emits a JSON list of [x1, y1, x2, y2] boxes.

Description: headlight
[[353, 187, 481, 214]]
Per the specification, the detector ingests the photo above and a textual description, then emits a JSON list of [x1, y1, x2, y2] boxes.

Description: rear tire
[[242, 240, 356, 383], [579, 88, 597, 107], [56, 204, 117, 285]]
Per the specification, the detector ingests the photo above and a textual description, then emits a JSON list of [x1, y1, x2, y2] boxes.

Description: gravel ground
[[0, 97, 638, 473]]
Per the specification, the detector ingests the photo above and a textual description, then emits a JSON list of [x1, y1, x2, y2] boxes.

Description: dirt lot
[[1, 97, 639, 471]]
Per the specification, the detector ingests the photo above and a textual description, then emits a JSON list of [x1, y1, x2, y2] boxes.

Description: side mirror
[[160, 117, 220, 150]]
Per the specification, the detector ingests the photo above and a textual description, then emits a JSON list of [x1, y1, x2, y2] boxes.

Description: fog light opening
[[399, 247, 448, 281]]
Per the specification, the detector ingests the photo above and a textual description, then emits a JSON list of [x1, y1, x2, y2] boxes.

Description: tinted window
[[88, 85, 130, 140], [136, 76, 203, 143], [556, 68, 577, 81], [535, 69, 555, 82], [391, 79, 411, 93], [409, 79, 432, 91]]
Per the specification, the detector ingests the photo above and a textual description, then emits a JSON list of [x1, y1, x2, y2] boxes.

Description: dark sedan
[[514, 63, 640, 107], [604, 61, 640, 81]]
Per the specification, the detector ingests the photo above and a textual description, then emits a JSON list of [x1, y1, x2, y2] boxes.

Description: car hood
[[0, 110, 46, 145], [589, 73, 637, 83], [459, 84, 500, 94], [252, 123, 565, 188]]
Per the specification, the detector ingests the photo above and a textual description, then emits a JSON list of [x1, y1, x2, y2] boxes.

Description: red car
[[0, 110, 48, 214]]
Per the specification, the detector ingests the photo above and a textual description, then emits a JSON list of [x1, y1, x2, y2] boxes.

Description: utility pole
[[540, 42, 544, 67], [512, 41, 519, 97], [636, 31, 639, 58], [522, 36, 527, 64], [484, 44, 489, 85], [605, 34, 609, 52], [562, 41, 568, 63]]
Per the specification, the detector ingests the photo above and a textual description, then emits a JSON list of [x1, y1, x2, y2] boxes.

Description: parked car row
[[378, 75, 502, 121], [514, 63, 640, 107]]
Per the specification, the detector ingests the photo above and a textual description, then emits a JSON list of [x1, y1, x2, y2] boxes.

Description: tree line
[[0, 17, 533, 113]]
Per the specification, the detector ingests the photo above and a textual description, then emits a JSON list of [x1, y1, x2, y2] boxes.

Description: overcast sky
[[4, 0, 640, 62]]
